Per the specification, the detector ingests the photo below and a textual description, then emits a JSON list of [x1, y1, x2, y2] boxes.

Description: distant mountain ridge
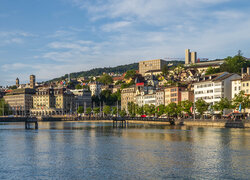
[[48, 61, 184, 82]]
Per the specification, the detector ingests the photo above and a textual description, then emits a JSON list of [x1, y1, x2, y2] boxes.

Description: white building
[[89, 82, 102, 96], [156, 90, 165, 106], [231, 78, 241, 99], [194, 72, 241, 106]]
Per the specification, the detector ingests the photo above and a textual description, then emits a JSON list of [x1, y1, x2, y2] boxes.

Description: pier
[[0, 117, 38, 129]]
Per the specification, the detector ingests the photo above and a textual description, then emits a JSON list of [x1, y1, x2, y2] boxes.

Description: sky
[[0, 0, 250, 85]]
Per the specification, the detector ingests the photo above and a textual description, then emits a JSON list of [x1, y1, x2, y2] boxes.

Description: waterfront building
[[194, 72, 241, 106], [139, 59, 167, 76], [181, 89, 194, 102], [156, 90, 165, 106], [144, 93, 156, 105], [31, 87, 75, 116], [70, 89, 91, 107], [4, 88, 36, 115], [231, 78, 241, 99], [164, 85, 186, 105], [121, 86, 136, 111]]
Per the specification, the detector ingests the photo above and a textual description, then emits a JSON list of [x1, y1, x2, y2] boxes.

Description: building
[[139, 59, 167, 76], [156, 90, 165, 106], [89, 82, 102, 96], [70, 89, 91, 107], [16, 78, 19, 88], [164, 85, 186, 105], [30, 75, 35, 89], [185, 49, 197, 65], [194, 72, 241, 107], [4, 88, 36, 115], [31, 87, 75, 116], [121, 86, 136, 111], [231, 78, 241, 99]]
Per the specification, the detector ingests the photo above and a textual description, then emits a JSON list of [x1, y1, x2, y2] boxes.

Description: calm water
[[0, 122, 249, 180]]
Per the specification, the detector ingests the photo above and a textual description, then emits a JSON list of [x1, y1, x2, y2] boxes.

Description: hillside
[[48, 61, 184, 82]]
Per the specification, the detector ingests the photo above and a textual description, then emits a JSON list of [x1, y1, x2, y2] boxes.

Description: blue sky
[[0, 0, 250, 85]]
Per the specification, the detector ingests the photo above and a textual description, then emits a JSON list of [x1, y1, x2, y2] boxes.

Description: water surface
[[0, 122, 249, 179]]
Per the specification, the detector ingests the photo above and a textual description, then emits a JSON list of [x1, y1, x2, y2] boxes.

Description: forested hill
[[48, 61, 184, 82]]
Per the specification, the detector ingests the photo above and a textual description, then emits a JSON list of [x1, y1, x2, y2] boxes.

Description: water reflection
[[0, 122, 249, 179]]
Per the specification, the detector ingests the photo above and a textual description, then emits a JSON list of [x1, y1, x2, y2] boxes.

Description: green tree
[[156, 104, 165, 117], [0, 98, 11, 116], [75, 84, 82, 89], [148, 104, 156, 116], [127, 102, 136, 117], [195, 99, 209, 118], [119, 109, 127, 117], [77, 106, 84, 114], [232, 91, 250, 112], [93, 107, 100, 115], [205, 67, 221, 75], [213, 97, 232, 115], [98, 74, 113, 85], [9, 85, 17, 90], [143, 104, 151, 115], [135, 105, 144, 116], [112, 106, 117, 116], [86, 107, 92, 115], [220, 51, 250, 73], [124, 70, 136, 79], [161, 64, 169, 77], [165, 102, 180, 117], [103, 105, 111, 116], [181, 100, 193, 115]]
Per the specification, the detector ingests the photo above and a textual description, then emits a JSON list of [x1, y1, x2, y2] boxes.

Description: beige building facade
[[139, 59, 167, 76], [121, 86, 136, 111], [4, 88, 35, 115], [31, 88, 75, 116]]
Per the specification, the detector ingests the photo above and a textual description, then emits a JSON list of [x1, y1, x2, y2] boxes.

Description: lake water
[[0, 122, 249, 179]]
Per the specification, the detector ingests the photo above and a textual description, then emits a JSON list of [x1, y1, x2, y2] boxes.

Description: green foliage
[[165, 103, 178, 117], [181, 100, 193, 115], [75, 84, 82, 89], [135, 105, 144, 115], [77, 106, 84, 114], [120, 81, 135, 89], [127, 102, 136, 117], [103, 105, 111, 115], [99, 90, 120, 106], [143, 104, 155, 116], [119, 109, 127, 117], [195, 99, 209, 117], [86, 107, 92, 115], [220, 51, 250, 73], [112, 107, 117, 115], [232, 91, 250, 112], [9, 85, 17, 90], [156, 104, 165, 116], [0, 98, 11, 116], [205, 67, 221, 75], [125, 70, 136, 79], [115, 80, 123, 85], [161, 64, 169, 77], [93, 107, 100, 115], [98, 74, 113, 85], [213, 97, 232, 115]]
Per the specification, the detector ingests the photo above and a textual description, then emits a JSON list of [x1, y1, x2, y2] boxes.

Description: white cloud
[[101, 21, 132, 32]]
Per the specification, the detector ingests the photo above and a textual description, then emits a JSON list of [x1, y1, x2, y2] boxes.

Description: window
[[235, 87, 237, 91], [243, 83, 245, 87], [247, 83, 249, 87]]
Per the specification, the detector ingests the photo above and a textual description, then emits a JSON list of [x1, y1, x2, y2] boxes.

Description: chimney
[[247, 67, 250, 75], [241, 68, 244, 78]]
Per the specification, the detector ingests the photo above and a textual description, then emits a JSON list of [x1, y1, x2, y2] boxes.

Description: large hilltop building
[[139, 59, 168, 76]]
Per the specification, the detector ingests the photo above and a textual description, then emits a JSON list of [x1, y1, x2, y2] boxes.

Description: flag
[[190, 106, 193, 113], [239, 104, 242, 112]]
